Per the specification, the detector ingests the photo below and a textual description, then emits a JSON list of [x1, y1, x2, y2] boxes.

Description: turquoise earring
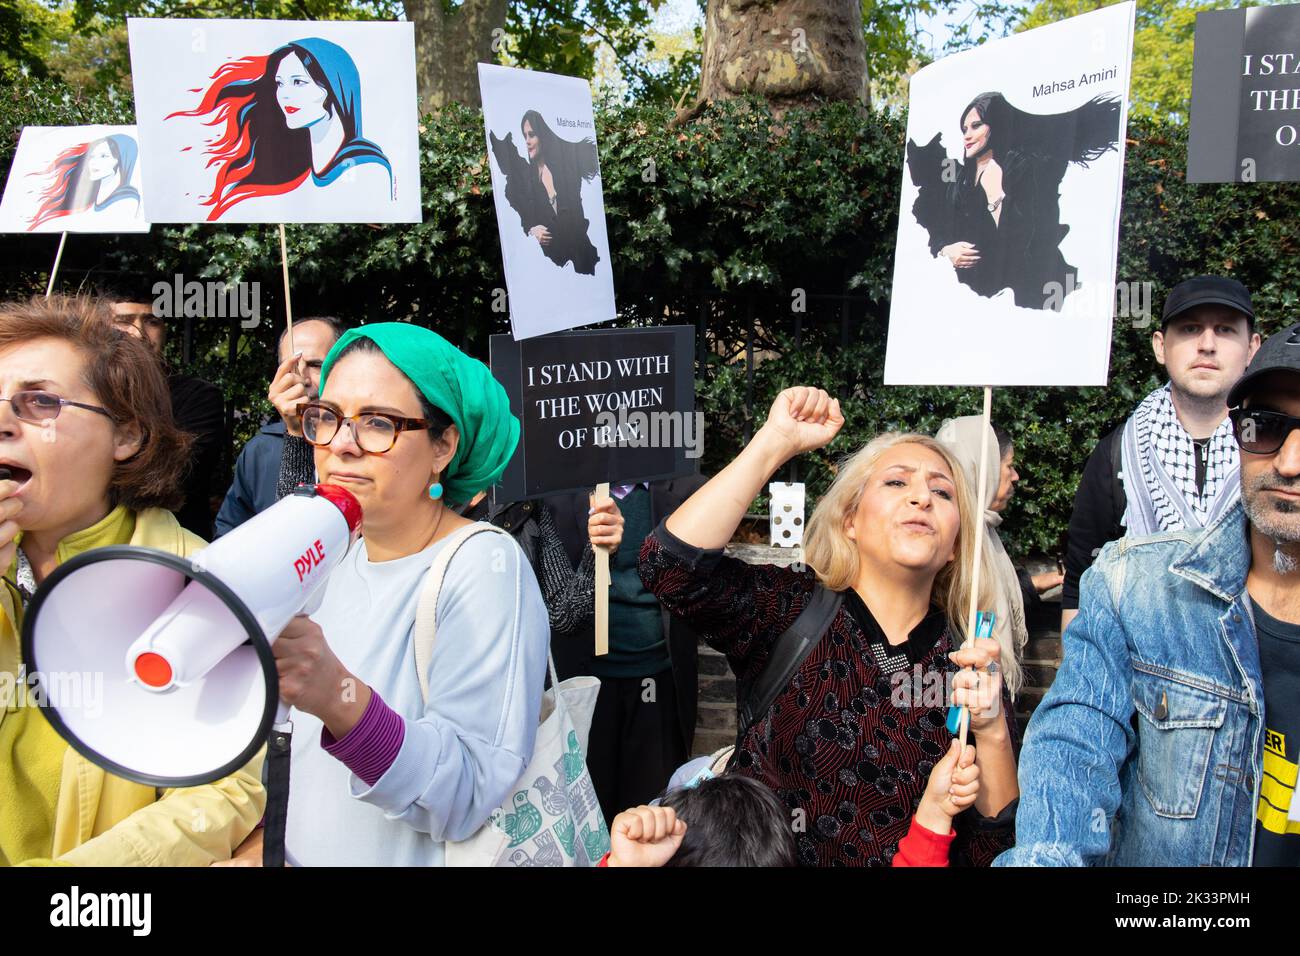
[[428, 481, 444, 501]]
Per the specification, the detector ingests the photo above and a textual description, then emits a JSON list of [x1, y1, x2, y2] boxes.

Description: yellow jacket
[[0, 506, 266, 866]]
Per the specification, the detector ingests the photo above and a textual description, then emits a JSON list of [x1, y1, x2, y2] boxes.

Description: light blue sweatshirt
[[284, 525, 549, 866]]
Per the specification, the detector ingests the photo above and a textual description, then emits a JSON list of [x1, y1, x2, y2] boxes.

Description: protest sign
[[0, 125, 149, 234], [127, 18, 421, 223], [885, 1, 1134, 387], [479, 63, 617, 340], [490, 327, 696, 500], [1188, 5, 1300, 184]]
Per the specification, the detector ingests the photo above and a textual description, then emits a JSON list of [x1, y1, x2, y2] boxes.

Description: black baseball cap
[[1227, 322, 1300, 408], [1161, 275, 1255, 330]]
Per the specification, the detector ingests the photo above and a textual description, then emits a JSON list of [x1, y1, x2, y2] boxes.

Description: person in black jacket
[[547, 475, 708, 825], [105, 286, 226, 538], [213, 419, 286, 536], [1060, 276, 1260, 633]]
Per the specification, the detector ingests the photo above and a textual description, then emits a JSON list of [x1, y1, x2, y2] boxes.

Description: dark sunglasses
[[1229, 407, 1300, 455]]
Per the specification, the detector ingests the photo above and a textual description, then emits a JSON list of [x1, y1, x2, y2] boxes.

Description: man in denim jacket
[[1000, 324, 1300, 866]]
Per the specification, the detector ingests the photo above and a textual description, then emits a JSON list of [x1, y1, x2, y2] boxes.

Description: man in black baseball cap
[[1162, 274, 1255, 331], [1060, 275, 1261, 635], [1228, 320, 1300, 408]]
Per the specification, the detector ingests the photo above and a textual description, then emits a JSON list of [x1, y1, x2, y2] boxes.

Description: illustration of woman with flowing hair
[[167, 37, 392, 221], [489, 109, 601, 275], [906, 91, 1122, 310], [26, 134, 141, 230]]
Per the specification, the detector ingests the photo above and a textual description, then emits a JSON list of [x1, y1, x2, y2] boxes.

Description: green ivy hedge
[[3, 74, 1299, 558]]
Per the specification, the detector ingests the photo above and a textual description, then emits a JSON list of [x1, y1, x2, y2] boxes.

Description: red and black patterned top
[[639, 522, 1018, 867]]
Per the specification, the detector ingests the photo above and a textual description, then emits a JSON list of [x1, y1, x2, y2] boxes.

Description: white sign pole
[[44, 232, 68, 300], [958, 385, 993, 751]]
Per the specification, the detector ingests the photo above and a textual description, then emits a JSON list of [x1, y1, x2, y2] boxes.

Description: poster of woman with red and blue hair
[[0, 126, 150, 234], [128, 19, 421, 224]]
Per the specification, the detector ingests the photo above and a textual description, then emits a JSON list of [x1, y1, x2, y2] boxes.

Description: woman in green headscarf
[[226, 323, 551, 866]]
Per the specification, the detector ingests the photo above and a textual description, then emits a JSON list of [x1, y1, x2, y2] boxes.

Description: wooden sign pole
[[279, 223, 295, 354], [594, 481, 610, 656], [958, 385, 994, 751], [44, 232, 68, 300]]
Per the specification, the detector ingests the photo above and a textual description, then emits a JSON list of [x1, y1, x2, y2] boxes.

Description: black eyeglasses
[[0, 390, 113, 424], [1229, 407, 1300, 455], [298, 402, 429, 455]]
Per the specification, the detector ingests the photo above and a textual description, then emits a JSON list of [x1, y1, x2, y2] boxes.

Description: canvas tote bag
[[413, 522, 609, 866]]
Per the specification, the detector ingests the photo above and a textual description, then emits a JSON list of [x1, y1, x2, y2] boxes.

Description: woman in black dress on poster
[[490, 109, 601, 275], [906, 91, 1121, 310]]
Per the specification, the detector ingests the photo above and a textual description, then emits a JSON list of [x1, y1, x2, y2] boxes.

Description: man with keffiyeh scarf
[[1060, 276, 1260, 635]]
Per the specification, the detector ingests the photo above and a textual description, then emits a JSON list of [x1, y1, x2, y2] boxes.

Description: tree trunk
[[403, 0, 508, 112], [694, 0, 868, 114]]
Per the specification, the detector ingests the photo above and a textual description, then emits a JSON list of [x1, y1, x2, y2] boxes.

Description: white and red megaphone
[[21, 483, 361, 788]]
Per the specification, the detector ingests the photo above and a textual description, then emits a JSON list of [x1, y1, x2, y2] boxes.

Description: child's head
[[658, 774, 797, 867]]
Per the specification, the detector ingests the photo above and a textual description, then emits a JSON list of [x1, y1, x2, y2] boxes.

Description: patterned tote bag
[[412, 522, 609, 866]]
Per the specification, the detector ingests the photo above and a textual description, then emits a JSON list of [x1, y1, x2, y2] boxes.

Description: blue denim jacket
[[996, 502, 1265, 866]]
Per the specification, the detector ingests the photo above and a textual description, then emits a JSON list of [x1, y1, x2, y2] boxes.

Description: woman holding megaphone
[[0, 295, 266, 866], [223, 323, 550, 866]]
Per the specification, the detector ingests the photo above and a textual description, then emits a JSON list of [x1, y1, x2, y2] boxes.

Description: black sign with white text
[[490, 326, 697, 500], [1189, 5, 1300, 183]]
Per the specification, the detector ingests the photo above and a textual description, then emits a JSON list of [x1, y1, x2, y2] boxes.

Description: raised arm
[[640, 388, 843, 672], [666, 386, 843, 549]]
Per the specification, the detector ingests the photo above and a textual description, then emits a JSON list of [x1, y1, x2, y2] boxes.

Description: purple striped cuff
[[321, 691, 405, 788]]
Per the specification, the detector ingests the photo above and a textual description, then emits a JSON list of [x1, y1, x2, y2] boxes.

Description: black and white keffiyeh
[[1120, 383, 1240, 536]]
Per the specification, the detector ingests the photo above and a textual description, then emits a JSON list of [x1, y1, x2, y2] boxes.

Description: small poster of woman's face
[[0, 125, 149, 234], [479, 63, 617, 341], [885, 2, 1135, 387], [127, 18, 422, 224]]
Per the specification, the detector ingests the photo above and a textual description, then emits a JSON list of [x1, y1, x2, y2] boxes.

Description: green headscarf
[[319, 323, 519, 505]]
